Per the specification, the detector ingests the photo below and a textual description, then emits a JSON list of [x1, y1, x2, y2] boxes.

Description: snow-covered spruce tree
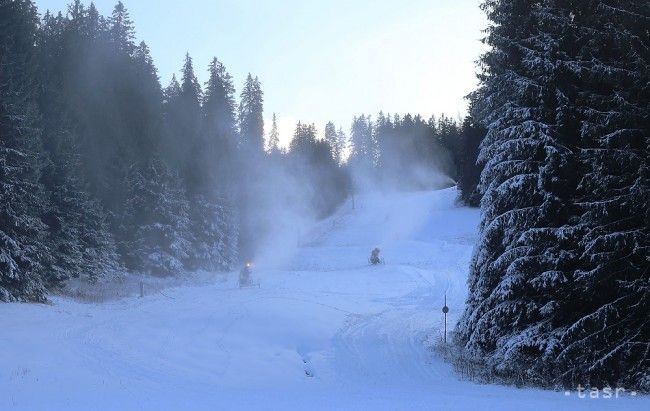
[[267, 113, 281, 154], [236, 73, 265, 259], [433, 114, 463, 180], [184, 57, 240, 272], [40, 124, 121, 285], [161, 74, 184, 168], [324, 121, 342, 165], [161, 54, 238, 272], [201, 57, 237, 189], [0, 0, 49, 302], [336, 127, 347, 165], [108, 1, 135, 56], [348, 115, 377, 180], [74, 196, 122, 283], [121, 159, 191, 276], [174, 53, 204, 192], [238, 74, 264, 153], [349, 115, 374, 166], [36, 14, 123, 286], [373, 112, 392, 173], [456, 0, 586, 387], [187, 194, 238, 271], [554, 1, 650, 390], [458, 0, 649, 390]]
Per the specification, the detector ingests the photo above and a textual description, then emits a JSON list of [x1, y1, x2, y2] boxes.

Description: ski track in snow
[[1, 187, 647, 410]]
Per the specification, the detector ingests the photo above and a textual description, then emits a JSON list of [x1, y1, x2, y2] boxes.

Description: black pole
[[442, 293, 449, 344], [444, 294, 447, 344]]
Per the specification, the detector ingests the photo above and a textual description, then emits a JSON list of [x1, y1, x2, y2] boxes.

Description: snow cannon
[[369, 247, 383, 265], [239, 261, 254, 288]]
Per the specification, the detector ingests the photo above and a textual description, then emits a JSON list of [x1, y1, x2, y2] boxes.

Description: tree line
[[2, 0, 477, 303], [0, 0, 342, 301], [1, 0, 245, 301], [343, 112, 485, 199]]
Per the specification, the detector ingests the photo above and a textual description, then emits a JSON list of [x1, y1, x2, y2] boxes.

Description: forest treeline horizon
[[1, 0, 482, 303]]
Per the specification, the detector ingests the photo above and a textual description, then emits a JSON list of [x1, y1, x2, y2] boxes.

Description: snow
[[0, 187, 646, 410]]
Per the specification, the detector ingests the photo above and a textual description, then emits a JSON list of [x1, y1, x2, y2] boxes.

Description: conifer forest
[[0, 1, 648, 409]]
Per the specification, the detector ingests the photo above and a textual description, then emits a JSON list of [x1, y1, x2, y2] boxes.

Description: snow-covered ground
[[1, 188, 646, 410]]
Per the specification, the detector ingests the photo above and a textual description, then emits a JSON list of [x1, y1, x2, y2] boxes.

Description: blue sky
[[36, 0, 487, 147]]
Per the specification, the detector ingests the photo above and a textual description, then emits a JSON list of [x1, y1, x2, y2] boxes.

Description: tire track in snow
[[330, 283, 445, 389], [289, 190, 476, 391]]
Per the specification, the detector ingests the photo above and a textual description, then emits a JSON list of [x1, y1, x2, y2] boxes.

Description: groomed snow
[[1, 187, 646, 410]]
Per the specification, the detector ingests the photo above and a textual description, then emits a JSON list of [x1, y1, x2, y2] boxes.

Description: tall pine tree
[[558, 0, 650, 389], [238, 74, 264, 153], [188, 57, 240, 271], [121, 158, 191, 275], [0, 0, 48, 302], [267, 113, 280, 154], [457, 0, 649, 390], [324, 121, 342, 165]]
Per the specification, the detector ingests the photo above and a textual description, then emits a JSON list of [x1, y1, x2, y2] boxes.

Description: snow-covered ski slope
[[1, 187, 646, 410]]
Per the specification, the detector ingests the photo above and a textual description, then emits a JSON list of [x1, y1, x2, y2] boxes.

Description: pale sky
[[36, 0, 487, 147]]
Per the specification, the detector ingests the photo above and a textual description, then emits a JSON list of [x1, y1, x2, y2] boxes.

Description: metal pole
[[442, 293, 449, 344], [140, 281, 144, 298]]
